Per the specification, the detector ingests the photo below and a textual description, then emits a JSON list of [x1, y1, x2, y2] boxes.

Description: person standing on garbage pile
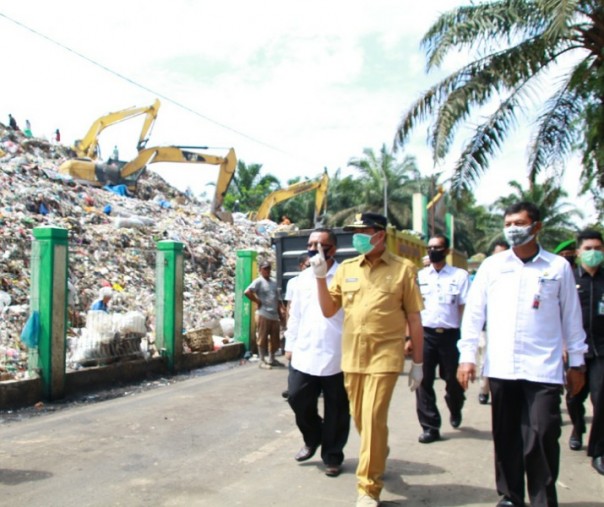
[[415, 234, 470, 444], [244, 260, 284, 369], [563, 230, 604, 477], [24, 119, 32, 138], [313, 212, 424, 507], [90, 287, 113, 312], [54, 128, 61, 143], [477, 240, 510, 406], [457, 201, 587, 507], [8, 114, 19, 131], [112, 145, 119, 161], [285, 229, 350, 478]]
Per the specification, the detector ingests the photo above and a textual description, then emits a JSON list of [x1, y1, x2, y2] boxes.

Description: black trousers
[[416, 328, 465, 430], [588, 359, 604, 458], [566, 356, 604, 436], [490, 378, 562, 507], [287, 367, 350, 466]]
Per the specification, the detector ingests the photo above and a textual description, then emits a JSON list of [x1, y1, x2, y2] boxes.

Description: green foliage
[[395, 0, 604, 196], [223, 160, 280, 212]]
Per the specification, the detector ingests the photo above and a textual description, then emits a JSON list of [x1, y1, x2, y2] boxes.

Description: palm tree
[[345, 144, 421, 229], [394, 1, 604, 194], [224, 160, 281, 212]]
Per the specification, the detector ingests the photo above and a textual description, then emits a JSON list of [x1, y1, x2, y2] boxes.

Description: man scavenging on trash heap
[[312, 212, 424, 507], [457, 201, 587, 507], [90, 287, 113, 312]]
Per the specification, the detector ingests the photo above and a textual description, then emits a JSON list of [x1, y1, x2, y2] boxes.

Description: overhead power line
[[0, 11, 306, 161]]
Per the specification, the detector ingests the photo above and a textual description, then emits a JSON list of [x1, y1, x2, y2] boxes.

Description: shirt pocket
[[539, 277, 560, 300], [342, 280, 361, 304]]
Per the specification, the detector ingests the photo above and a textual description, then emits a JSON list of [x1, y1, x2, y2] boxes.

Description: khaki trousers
[[345, 371, 399, 499]]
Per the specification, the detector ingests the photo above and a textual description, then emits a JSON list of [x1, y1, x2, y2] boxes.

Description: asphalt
[[0, 360, 602, 506]]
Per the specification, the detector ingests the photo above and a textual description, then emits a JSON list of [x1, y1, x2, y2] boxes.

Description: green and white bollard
[[234, 249, 257, 352], [155, 240, 184, 372], [31, 226, 68, 400]]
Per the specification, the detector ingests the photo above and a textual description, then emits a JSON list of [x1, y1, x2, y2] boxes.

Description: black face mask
[[564, 256, 576, 266], [428, 249, 446, 263]]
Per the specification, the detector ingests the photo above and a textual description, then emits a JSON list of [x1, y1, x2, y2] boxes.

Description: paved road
[[0, 361, 602, 506]]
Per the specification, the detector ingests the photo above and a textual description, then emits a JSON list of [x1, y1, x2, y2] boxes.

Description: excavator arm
[[252, 172, 329, 224], [72, 99, 161, 159], [58, 146, 237, 218]]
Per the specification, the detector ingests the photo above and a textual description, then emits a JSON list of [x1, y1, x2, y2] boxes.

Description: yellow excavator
[[250, 172, 329, 224], [58, 146, 237, 218], [70, 99, 161, 159]]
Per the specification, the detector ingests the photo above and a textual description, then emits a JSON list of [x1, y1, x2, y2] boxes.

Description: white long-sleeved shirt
[[418, 263, 469, 329], [459, 246, 587, 384], [285, 262, 344, 376]]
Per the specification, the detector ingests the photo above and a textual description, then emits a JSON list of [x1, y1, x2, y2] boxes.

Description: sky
[[0, 0, 598, 224]]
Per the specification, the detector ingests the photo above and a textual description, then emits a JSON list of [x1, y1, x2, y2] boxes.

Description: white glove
[[408, 362, 423, 392], [310, 243, 328, 278]]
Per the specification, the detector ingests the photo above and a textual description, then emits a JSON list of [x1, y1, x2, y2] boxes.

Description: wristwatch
[[569, 365, 587, 373]]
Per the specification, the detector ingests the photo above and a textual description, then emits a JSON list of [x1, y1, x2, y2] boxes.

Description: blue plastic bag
[[20, 311, 40, 348]]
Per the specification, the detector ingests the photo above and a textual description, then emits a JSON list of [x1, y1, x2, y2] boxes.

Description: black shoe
[[496, 497, 519, 507], [325, 464, 342, 477], [418, 428, 440, 444], [593, 456, 604, 475], [569, 430, 582, 451], [450, 412, 462, 429], [294, 445, 318, 462], [478, 393, 489, 404], [281, 390, 289, 399]]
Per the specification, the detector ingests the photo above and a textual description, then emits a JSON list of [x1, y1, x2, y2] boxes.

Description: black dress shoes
[[450, 412, 462, 428], [325, 464, 342, 477], [294, 445, 318, 462], [496, 498, 515, 507], [478, 393, 489, 404], [281, 390, 289, 400], [593, 456, 604, 475], [569, 430, 582, 451], [418, 428, 440, 443]]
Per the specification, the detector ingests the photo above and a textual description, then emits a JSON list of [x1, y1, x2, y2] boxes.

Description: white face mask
[[503, 224, 535, 247]]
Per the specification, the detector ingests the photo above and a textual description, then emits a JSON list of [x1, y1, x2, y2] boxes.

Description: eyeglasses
[[427, 246, 446, 251], [307, 242, 333, 250]]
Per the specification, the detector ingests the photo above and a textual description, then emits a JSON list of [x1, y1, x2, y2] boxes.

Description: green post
[[234, 249, 257, 351], [155, 240, 184, 372], [31, 226, 68, 400]]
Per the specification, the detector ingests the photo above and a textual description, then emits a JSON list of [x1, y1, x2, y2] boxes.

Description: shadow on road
[[0, 468, 53, 484]]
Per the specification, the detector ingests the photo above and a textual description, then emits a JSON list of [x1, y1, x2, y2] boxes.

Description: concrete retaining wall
[[0, 343, 244, 410]]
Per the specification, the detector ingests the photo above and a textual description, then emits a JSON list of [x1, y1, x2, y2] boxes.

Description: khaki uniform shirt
[[329, 250, 423, 374]]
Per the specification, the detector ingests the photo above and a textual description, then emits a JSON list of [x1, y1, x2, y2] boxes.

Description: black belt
[[423, 326, 459, 335]]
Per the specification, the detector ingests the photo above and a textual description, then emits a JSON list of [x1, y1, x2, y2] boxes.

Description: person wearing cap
[[457, 201, 586, 507], [564, 229, 604, 476], [244, 260, 283, 369], [90, 287, 113, 312], [554, 239, 577, 266], [312, 212, 424, 507], [415, 233, 470, 444]]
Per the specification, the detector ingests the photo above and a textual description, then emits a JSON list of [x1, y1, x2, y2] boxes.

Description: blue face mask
[[352, 233, 375, 254]]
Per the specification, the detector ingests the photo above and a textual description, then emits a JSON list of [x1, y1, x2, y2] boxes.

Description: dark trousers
[[566, 356, 604, 435], [490, 378, 562, 507], [588, 359, 604, 457], [287, 367, 350, 466], [416, 328, 465, 430]]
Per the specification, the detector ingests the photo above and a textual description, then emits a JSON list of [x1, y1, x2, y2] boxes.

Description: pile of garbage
[[0, 123, 274, 380]]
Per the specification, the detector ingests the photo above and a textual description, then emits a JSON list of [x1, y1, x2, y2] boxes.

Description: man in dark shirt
[[565, 229, 604, 475]]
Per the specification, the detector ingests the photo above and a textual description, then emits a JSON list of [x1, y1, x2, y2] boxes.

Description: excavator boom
[[72, 99, 161, 159], [252, 172, 329, 224]]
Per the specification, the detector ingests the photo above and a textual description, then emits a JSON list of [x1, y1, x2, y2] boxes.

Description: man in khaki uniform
[[313, 212, 424, 507]]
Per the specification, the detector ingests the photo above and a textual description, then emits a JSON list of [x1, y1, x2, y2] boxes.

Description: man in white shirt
[[285, 228, 350, 478], [416, 234, 469, 443], [457, 201, 587, 507]]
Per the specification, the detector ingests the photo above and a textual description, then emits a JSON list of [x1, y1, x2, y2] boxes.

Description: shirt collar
[[359, 249, 391, 267]]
